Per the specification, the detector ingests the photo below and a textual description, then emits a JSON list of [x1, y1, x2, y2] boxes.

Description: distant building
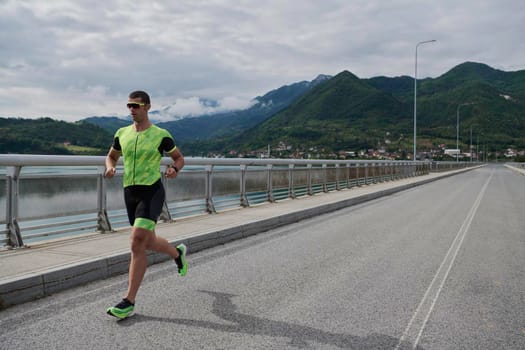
[[505, 148, 516, 158], [444, 149, 460, 156]]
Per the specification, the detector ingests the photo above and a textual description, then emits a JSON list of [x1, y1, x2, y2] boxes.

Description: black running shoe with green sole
[[175, 243, 188, 276], [107, 298, 134, 319]]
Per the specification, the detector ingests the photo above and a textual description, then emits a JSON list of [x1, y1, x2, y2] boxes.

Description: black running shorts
[[124, 179, 165, 231]]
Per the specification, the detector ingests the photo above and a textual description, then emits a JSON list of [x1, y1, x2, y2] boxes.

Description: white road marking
[[396, 170, 493, 350]]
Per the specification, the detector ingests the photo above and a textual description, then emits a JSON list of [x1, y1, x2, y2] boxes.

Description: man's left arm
[[165, 148, 185, 178]]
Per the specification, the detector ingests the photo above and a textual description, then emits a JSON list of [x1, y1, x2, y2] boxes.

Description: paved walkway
[[0, 168, 478, 309]]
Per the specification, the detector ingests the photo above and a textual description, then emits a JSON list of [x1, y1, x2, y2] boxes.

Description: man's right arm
[[105, 147, 120, 178]]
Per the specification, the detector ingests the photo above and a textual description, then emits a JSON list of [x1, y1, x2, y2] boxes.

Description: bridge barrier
[[0, 155, 479, 248]]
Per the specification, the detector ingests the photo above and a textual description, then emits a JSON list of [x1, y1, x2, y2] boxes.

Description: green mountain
[[187, 62, 525, 157], [160, 75, 331, 142], [365, 75, 414, 100], [416, 63, 525, 148], [224, 71, 410, 152], [81, 116, 130, 134], [82, 75, 331, 142], [2, 62, 525, 158], [0, 117, 111, 154]]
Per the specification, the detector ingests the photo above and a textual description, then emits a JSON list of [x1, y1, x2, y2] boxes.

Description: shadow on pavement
[[118, 290, 424, 350]]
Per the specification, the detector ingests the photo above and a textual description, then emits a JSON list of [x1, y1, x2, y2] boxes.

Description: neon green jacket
[[113, 124, 177, 187]]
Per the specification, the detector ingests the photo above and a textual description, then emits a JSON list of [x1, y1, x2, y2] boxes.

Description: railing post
[[240, 164, 249, 207], [346, 163, 351, 188], [205, 165, 216, 213], [307, 164, 313, 196], [96, 166, 114, 232], [266, 164, 275, 202], [5, 166, 24, 248], [288, 164, 296, 199], [322, 164, 328, 192], [356, 163, 361, 186], [364, 163, 369, 185], [159, 169, 173, 222], [335, 164, 340, 190]]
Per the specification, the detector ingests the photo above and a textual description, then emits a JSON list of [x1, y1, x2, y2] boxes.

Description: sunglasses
[[127, 102, 146, 109]]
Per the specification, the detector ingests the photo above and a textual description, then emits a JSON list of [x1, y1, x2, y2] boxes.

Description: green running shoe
[[175, 243, 188, 276], [107, 298, 134, 319]]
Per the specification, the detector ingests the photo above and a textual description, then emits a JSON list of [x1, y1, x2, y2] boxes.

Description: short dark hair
[[129, 90, 150, 105]]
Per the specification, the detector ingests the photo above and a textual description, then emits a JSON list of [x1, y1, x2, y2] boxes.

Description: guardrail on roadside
[[0, 155, 479, 248]]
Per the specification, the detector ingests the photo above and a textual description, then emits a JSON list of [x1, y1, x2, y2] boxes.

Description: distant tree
[[514, 154, 525, 162]]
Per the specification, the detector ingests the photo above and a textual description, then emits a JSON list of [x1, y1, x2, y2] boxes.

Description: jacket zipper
[[132, 133, 139, 185]]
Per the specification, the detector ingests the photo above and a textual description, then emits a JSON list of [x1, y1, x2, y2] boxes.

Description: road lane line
[[396, 171, 493, 350]]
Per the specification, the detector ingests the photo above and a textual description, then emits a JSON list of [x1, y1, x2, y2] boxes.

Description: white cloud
[[0, 0, 524, 121], [154, 96, 256, 122], [0, 85, 127, 120]]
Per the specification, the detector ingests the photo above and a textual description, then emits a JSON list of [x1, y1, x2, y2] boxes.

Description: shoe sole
[[107, 308, 134, 319]]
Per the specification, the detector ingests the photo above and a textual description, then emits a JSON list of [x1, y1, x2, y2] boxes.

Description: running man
[[105, 90, 187, 319]]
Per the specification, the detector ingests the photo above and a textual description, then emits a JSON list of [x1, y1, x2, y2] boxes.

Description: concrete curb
[[0, 167, 478, 309], [504, 164, 525, 176]]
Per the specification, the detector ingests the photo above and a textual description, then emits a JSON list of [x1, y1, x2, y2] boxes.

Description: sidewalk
[[0, 168, 476, 309]]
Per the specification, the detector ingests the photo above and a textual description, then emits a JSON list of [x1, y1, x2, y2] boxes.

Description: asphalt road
[[0, 164, 523, 349]]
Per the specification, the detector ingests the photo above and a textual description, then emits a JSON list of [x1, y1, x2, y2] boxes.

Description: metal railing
[[0, 154, 478, 248]]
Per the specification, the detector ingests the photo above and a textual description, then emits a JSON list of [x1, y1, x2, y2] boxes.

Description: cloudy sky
[[1, 0, 524, 122]]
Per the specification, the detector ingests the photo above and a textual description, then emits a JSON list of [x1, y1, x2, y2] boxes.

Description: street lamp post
[[477, 134, 479, 162], [470, 125, 473, 162], [456, 102, 476, 162], [413, 39, 436, 161]]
